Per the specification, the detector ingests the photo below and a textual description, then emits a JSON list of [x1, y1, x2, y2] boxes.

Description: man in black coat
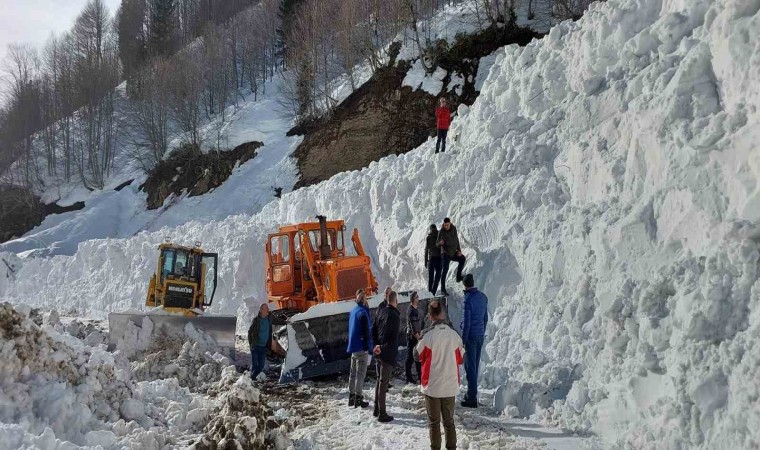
[[437, 217, 466, 296], [425, 224, 443, 295], [405, 291, 422, 383], [372, 290, 400, 423]]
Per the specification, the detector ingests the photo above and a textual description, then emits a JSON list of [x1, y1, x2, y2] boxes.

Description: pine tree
[[117, 0, 147, 97], [149, 0, 176, 57]]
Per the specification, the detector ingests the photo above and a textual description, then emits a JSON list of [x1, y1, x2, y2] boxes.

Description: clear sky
[[0, 0, 122, 64]]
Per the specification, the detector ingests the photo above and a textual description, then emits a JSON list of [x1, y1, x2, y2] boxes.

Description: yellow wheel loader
[[108, 241, 237, 354]]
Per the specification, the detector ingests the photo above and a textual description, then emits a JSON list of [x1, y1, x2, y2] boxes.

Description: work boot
[[348, 394, 355, 407], [461, 399, 479, 408], [354, 395, 369, 408], [378, 413, 394, 423]]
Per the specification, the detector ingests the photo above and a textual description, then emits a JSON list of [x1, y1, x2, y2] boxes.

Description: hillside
[[2, 0, 759, 447]]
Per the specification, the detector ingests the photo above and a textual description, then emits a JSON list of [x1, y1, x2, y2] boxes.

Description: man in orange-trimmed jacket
[[415, 300, 464, 450]]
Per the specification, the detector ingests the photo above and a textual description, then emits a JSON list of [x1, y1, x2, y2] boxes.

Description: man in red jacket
[[435, 97, 452, 154]]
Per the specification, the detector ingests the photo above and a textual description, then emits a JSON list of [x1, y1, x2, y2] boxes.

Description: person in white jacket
[[414, 300, 465, 450]]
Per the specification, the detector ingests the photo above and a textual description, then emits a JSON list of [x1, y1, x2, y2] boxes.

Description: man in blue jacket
[[347, 289, 373, 408], [460, 273, 488, 408]]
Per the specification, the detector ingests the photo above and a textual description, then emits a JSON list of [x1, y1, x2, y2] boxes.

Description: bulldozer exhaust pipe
[[316, 215, 331, 260]]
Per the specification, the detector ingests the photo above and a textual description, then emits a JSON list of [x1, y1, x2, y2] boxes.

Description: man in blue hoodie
[[460, 273, 488, 408], [347, 289, 373, 408]]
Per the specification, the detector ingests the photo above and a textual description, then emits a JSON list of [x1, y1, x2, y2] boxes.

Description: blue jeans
[[464, 335, 484, 402], [251, 345, 267, 379]]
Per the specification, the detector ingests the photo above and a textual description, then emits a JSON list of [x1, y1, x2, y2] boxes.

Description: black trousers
[[435, 129, 448, 153], [405, 336, 421, 381], [441, 253, 466, 293], [428, 256, 442, 295]]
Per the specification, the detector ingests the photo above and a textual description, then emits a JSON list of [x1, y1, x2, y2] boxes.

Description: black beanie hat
[[430, 224, 437, 230], [463, 273, 474, 288]]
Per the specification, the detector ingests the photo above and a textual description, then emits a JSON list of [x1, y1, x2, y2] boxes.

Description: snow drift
[[2, 0, 760, 447], [0, 303, 275, 449]]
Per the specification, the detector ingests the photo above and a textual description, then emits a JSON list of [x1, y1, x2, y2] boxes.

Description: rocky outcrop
[[142, 141, 262, 210]]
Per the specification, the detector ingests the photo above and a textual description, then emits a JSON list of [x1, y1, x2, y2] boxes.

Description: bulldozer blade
[[278, 294, 448, 383], [108, 312, 237, 357]]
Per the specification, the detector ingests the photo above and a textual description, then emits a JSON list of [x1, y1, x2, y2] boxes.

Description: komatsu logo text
[[167, 285, 193, 294]]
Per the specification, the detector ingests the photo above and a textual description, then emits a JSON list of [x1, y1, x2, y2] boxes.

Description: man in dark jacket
[[347, 289, 373, 408], [247, 303, 272, 380], [460, 274, 488, 408], [405, 291, 422, 383], [372, 290, 400, 422], [425, 224, 443, 295], [437, 218, 466, 295]]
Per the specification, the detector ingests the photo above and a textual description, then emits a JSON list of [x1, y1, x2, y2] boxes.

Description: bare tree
[[552, 0, 594, 21], [71, 0, 121, 189], [3, 44, 42, 186], [124, 57, 175, 171], [169, 53, 204, 148]]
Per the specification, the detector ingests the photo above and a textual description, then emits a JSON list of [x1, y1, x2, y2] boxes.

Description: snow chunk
[[402, 60, 447, 95]]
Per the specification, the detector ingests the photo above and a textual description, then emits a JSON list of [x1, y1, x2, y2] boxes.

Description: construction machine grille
[[336, 267, 367, 300], [164, 284, 194, 308]]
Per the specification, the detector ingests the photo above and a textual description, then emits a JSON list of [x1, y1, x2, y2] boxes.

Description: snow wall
[[2, 0, 760, 447]]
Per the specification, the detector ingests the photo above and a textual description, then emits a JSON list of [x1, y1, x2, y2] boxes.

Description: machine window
[[174, 251, 189, 276], [308, 229, 341, 253], [294, 234, 302, 261], [270, 235, 290, 263], [162, 249, 175, 278]]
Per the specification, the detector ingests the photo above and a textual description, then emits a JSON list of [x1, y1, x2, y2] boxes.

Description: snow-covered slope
[[0, 78, 301, 258], [2, 0, 760, 447]]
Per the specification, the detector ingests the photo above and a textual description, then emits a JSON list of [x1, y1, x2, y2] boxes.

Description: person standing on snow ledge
[[347, 289, 373, 408], [247, 303, 272, 380], [415, 300, 464, 450], [425, 224, 443, 295], [435, 97, 452, 154], [437, 218, 466, 296], [460, 274, 488, 408]]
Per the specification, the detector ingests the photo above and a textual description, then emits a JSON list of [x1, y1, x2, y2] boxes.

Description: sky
[[0, 0, 122, 65]]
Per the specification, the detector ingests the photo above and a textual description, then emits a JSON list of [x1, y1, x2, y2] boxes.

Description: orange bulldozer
[[265, 216, 440, 382]]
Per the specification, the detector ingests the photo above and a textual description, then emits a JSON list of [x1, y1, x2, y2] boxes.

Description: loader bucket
[[277, 293, 448, 383], [108, 312, 237, 358]]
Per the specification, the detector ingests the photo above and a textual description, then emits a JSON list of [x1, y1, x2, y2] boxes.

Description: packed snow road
[[264, 376, 595, 450]]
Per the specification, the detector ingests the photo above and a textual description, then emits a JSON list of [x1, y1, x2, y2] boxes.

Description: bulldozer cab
[[148, 242, 218, 313], [109, 242, 234, 358], [266, 216, 378, 312]]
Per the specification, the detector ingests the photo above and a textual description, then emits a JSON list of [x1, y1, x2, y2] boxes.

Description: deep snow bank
[[2, 0, 760, 446], [0, 304, 276, 449]]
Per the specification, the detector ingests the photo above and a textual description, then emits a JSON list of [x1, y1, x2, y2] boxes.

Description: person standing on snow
[[437, 218, 466, 295], [347, 289, 373, 408], [425, 224, 443, 295], [405, 291, 423, 384], [247, 303, 272, 380], [372, 286, 393, 386], [460, 274, 488, 408], [415, 300, 464, 450], [435, 97, 452, 153], [372, 290, 401, 422]]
